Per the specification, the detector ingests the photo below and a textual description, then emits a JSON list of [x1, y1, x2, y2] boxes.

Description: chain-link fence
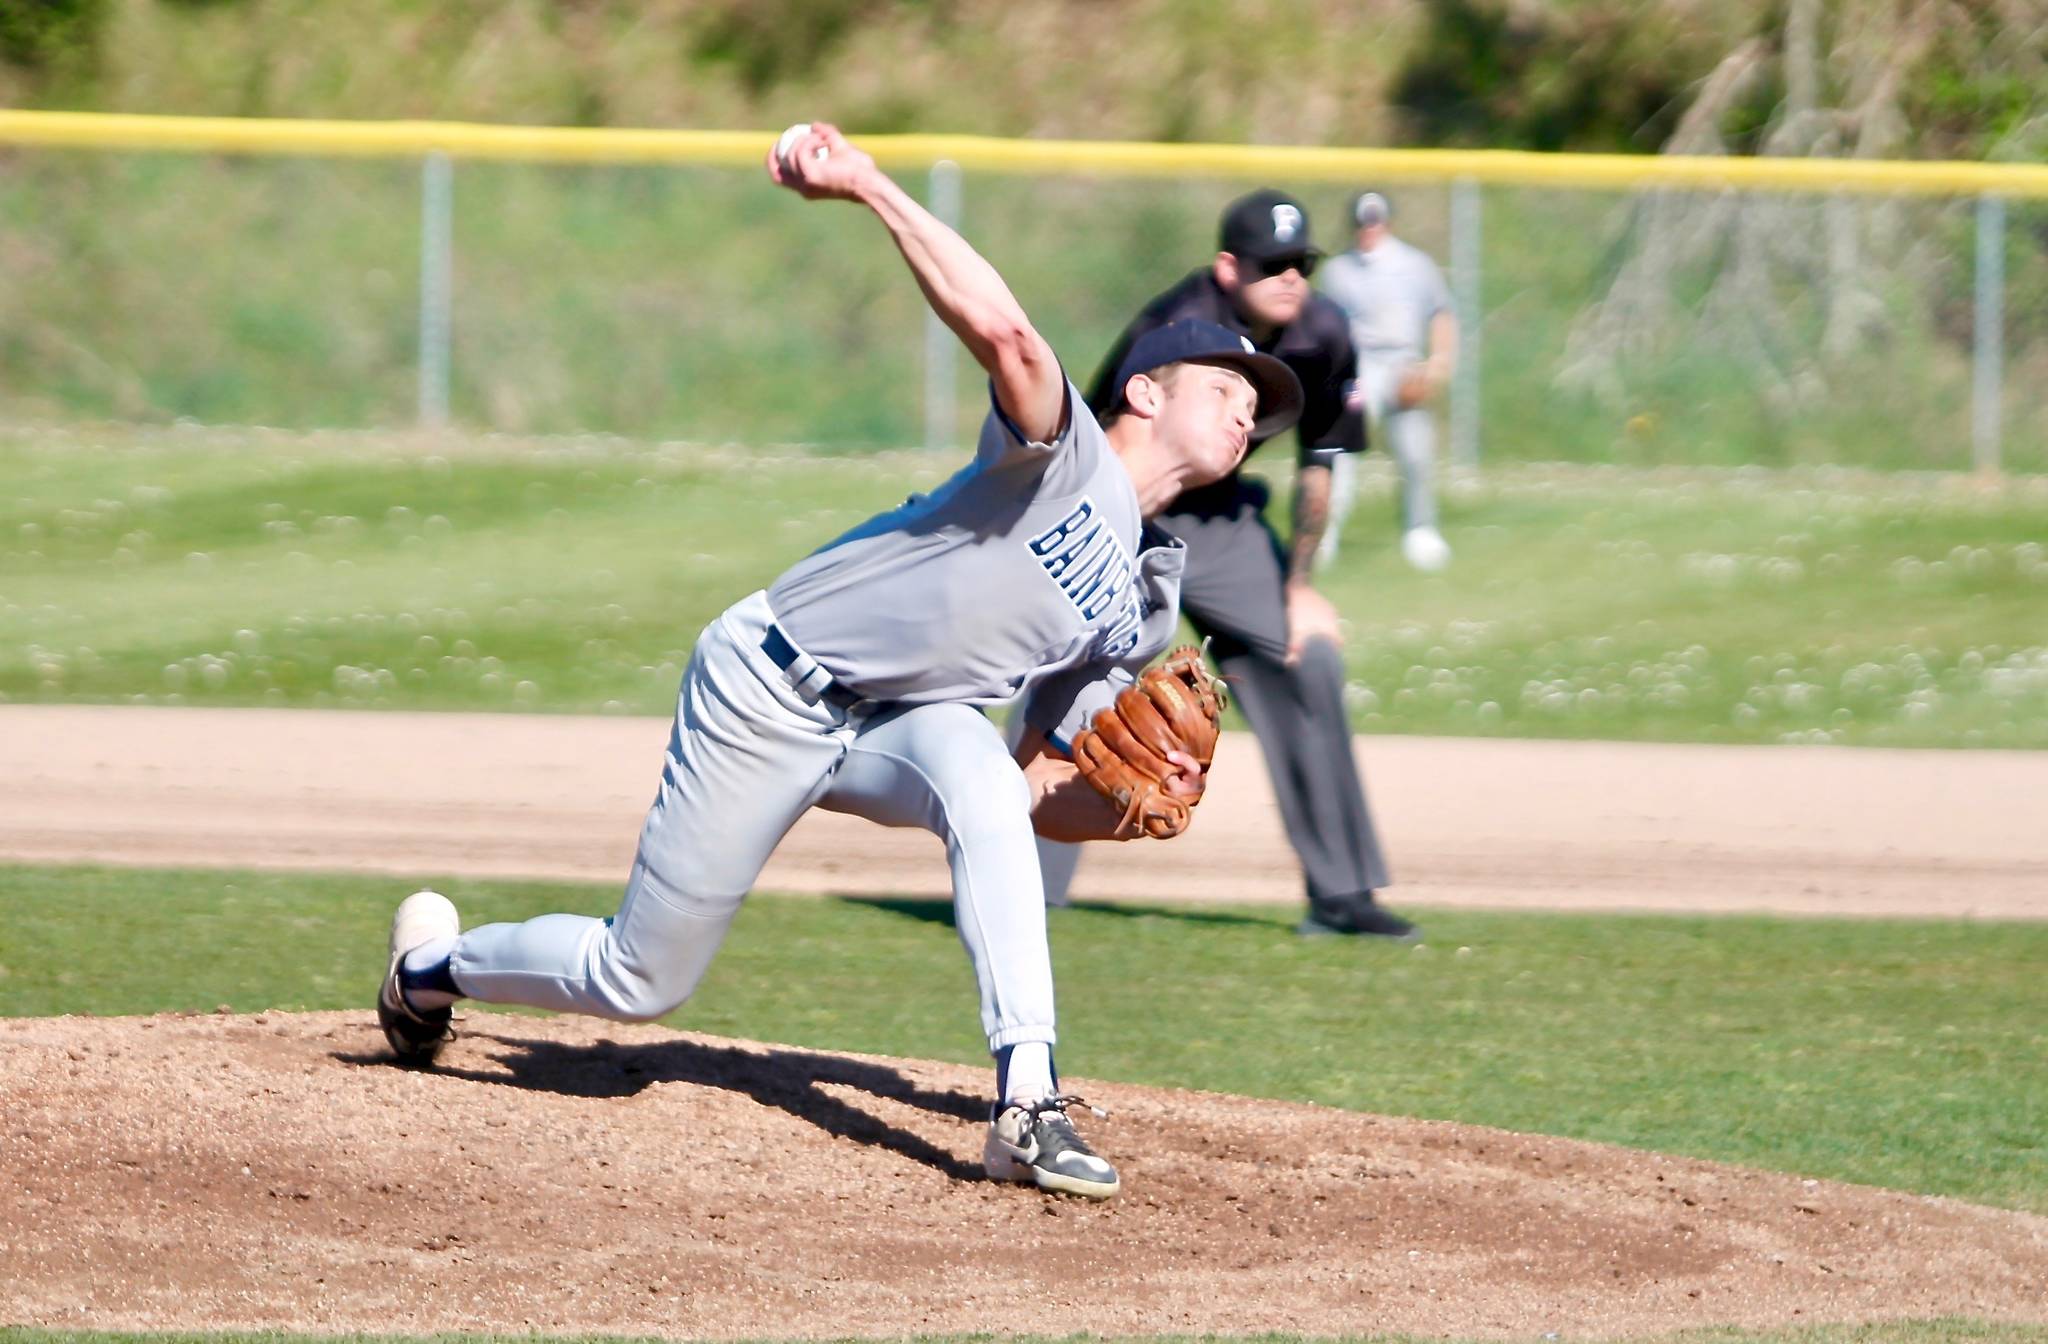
[[2, 119, 2041, 473]]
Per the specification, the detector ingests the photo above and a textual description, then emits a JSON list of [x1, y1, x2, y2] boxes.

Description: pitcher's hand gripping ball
[[1069, 644, 1228, 839], [775, 122, 829, 173]]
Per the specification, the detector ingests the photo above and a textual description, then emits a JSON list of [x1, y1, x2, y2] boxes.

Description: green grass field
[[4, 154, 2043, 474], [4, 425, 2045, 747], [6, 864, 2043, 1218]]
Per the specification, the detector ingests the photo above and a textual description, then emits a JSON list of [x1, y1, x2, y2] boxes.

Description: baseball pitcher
[[375, 122, 1303, 1202]]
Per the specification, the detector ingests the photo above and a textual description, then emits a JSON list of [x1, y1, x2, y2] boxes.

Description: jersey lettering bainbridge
[[1028, 498, 1145, 658]]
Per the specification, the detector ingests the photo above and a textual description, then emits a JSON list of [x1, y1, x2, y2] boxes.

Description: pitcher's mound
[[3, 1011, 2043, 1339]]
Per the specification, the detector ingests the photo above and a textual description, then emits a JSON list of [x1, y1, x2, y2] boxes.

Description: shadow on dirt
[[341, 1031, 992, 1181], [837, 894, 1285, 930]]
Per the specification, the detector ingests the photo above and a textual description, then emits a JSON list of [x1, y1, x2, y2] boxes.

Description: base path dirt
[[4, 1011, 2045, 1340], [1, 704, 2044, 917]]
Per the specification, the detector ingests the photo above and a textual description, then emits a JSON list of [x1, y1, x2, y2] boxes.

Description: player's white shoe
[[983, 1095, 1120, 1199], [1401, 525, 1451, 572], [377, 889, 461, 1065]]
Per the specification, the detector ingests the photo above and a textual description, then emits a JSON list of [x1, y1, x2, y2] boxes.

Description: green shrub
[[0, 0, 107, 72], [1388, 0, 1738, 152]]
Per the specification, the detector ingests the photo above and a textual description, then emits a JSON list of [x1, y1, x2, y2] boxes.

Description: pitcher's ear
[[1123, 370, 1167, 418]]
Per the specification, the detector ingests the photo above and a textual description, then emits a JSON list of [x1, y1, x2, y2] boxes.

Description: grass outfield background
[[5, 864, 2043, 1218], [3, 155, 2043, 474], [3, 424, 2045, 748]]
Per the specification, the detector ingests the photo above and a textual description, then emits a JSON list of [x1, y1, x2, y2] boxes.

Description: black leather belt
[[761, 623, 867, 711]]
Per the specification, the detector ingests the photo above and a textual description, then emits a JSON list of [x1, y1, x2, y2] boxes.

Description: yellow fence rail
[[3, 110, 2046, 199], [0, 109, 2028, 468]]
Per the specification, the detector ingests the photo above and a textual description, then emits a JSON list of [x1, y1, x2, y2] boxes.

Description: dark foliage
[[0, 0, 107, 71], [1390, 0, 1726, 152]]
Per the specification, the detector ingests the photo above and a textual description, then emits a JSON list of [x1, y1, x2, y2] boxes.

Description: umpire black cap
[[1219, 189, 1320, 263], [1110, 318, 1304, 439]]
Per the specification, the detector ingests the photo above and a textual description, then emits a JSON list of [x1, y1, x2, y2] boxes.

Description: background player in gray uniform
[[373, 121, 1304, 1203], [1317, 190, 1460, 572], [1053, 190, 1414, 941]]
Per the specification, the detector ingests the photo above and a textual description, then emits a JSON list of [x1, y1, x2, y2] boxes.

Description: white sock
[[1001, 1041, 1054, 1104]]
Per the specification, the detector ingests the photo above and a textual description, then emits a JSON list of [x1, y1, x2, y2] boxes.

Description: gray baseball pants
[[449, 590, 1058, 1052], [1039, 479, 1392, 905], [1327, 355, 1439, 559]]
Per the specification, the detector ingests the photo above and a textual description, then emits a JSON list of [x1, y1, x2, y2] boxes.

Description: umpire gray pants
[[1039, 479, 1392, 905]]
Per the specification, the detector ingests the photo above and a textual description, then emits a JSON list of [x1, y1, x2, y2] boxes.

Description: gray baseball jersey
[[445, 381, 1187, 1074], [1319, 238, 1451, 362], [767, 381, 1187, 745]]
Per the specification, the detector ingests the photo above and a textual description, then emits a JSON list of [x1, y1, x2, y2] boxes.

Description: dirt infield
[[4, 704, 2046, 917], [4, 705, 2046, 1338], [5, 1011, 2046, 1340]]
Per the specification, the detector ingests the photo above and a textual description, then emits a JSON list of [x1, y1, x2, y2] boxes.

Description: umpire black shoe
[[1296, 892, 1419, 942]]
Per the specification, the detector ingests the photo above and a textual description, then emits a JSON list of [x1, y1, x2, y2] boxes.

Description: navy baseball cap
[[1110, 318, 1304, 439]]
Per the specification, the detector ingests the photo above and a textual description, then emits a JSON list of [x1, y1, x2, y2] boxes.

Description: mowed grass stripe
[[5, 426, 2046, 745], [3, 864, 2041, 1215]]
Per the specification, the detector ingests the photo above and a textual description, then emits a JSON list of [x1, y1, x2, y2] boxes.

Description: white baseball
[[776, 122, 827, 169]]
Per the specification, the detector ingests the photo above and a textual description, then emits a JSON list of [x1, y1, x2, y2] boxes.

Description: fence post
[[1971, 192, 2004, 476], [923, 159, 963, 450], [1450, 175, 1481, 469], [417, 151, 453, 428]]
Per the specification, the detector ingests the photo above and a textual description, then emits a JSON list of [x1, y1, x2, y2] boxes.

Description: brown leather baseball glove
[[1395, 362, 1435, 410], [1068, 644, 1228, 839]]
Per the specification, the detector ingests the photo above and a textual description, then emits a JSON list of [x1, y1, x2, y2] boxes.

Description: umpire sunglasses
[[1238, 251, 1319, 280]]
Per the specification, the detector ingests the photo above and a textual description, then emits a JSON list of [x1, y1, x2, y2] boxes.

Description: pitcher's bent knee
[[586, 949, 698, 1022], [581, 923, 712, 1023], [937, 759, 1034, 847]]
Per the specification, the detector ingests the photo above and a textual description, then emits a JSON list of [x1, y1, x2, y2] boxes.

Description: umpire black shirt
[[1085, 269, 1366, 494]]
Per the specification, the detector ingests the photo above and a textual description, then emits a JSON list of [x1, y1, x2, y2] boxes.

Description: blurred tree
[[1557, 0, 2047, 408], [687, 0, 886, 97], [1389, 0, 1739, 152], [0, 0, 108, 72]]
